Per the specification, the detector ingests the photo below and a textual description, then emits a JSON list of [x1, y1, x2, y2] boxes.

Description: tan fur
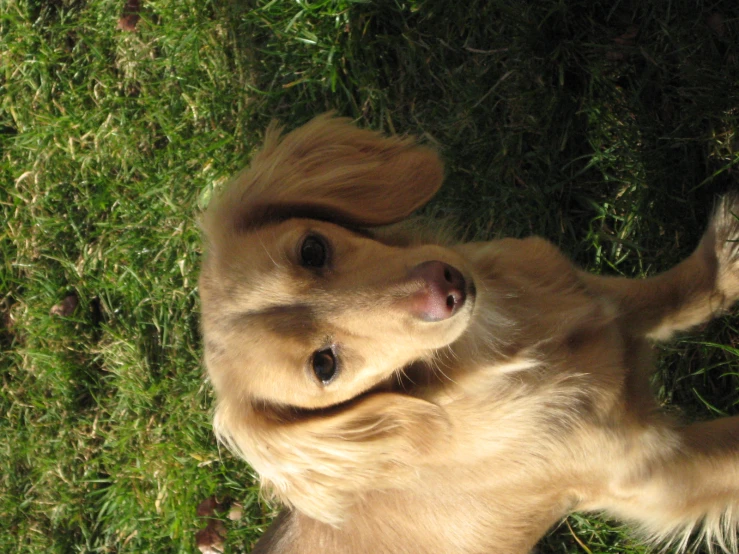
[[199, 113, 739, 553]]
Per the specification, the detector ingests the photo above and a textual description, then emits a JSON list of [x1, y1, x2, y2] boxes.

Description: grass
[[1, 0, 739, 552]]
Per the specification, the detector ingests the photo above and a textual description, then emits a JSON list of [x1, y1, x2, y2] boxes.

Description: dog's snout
[[407, 261, 467, 322]]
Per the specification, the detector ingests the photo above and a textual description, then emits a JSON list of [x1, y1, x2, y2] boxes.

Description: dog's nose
[[407, 261, 467, 321]]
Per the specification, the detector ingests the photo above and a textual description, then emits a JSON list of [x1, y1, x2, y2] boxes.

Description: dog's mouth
[[406, 261, 475, 322]]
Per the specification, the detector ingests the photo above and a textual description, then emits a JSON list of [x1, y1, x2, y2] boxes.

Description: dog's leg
[[591, 417, 739, 552], [579, 193, 739, 340]]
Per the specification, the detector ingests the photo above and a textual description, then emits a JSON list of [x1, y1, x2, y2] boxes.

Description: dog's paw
[[710, 192, 739, 302]]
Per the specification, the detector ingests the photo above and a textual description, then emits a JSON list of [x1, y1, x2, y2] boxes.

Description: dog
[[199, 113, 739, 553]]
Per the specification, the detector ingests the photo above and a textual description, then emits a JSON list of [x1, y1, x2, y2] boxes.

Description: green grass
[[2, 0, 739, 552]]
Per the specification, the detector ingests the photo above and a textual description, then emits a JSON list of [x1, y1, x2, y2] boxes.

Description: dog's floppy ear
[[214, 393, 450, 526], [201, 113, 444, 242]]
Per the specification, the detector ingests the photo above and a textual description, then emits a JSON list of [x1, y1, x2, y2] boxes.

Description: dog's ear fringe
[[200, 113, 445, 249], [213, 393, 450, 526]]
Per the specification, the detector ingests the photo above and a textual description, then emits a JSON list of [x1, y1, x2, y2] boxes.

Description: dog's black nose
[[407, 261, 467, 321]]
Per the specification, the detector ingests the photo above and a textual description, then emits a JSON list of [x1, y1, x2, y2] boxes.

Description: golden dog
[[199, 114, 739, 553]]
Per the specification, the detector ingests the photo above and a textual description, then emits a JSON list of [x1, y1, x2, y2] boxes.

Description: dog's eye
[[312, 348, 337, 384], [300, 234, 328, 268]]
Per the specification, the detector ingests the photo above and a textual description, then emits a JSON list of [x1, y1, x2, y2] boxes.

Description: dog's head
[[199, 114, 475, 523]]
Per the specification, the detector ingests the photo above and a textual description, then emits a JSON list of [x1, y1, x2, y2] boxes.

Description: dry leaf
[[613, 26, 638, 46], [195, 496, 229, 553], [607, 26, 638, 61], [50, 294, 78, 317], [707, 13, 725, 37], [228, 503, 243, 521], [117, 0, 141, 32], [195, 520, 226, 554], [197, 496, 226, 517]]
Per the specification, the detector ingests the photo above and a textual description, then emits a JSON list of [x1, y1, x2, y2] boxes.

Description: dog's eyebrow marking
[[237, 201, 372, 235], [235, 304, 318, 340], [237, 202, 353, 232]]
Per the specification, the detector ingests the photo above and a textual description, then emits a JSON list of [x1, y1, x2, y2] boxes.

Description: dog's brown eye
[[300, 234, 328, 268], [312, 348, 337, 384]]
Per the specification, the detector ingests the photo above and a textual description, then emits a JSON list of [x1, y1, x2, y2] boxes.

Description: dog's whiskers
[[258, 233, 282, 269]]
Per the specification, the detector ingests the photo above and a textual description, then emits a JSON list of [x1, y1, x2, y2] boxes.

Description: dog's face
[[201, 217, 475, 410], [199, 114, 468, 523]]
